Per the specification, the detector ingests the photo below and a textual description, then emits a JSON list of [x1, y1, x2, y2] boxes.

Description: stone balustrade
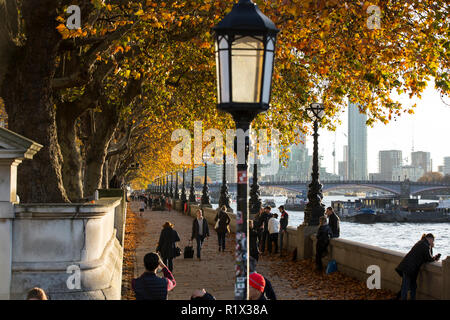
[[169, 198, 450, 300]]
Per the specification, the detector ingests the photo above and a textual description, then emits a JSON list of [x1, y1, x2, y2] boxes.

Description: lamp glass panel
[[231, 36, 264, 103], [215, 41, 221, 102], [262, 50, 274, 104], [218, 36, 230, 103]]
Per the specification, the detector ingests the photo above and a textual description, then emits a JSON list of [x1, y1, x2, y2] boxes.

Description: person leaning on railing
[[395, 233, 441, 300]]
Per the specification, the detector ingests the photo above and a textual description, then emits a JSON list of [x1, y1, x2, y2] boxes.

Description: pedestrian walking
[[278, 205, 289, 256], [132, 252, 176, 300], [166, 197, 172, 212], [326, 207, 340, 238], [315, 215, 332, 271], [260, 206, 272, 253], [139, 199, 146, 217], [214, 205, 231, 252], [156, 221, 181, 272], [249, 220, 260, 261], [395, 233, 441, 300], [268, 213, 280, 254], [191, 209, 210, 260]]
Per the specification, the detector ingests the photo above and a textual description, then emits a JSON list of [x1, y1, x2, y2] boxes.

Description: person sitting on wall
[[26, 287, 48, 300], [395, 233, 441, 300], [132, 252, 176, 300]]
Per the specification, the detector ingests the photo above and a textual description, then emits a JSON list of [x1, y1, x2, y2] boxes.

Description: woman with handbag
[[156, 221, 180, 272], [214, 205, 231, 253]]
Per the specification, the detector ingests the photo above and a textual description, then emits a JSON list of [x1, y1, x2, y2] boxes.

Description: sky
[[305, 83, 450, 175]]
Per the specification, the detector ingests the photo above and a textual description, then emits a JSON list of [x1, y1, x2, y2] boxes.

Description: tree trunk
[[56, 103, 85, 201], [1, 1, 69, 203], [83, 105, 118, 197]]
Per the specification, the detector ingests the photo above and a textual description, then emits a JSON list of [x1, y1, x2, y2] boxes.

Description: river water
[[212, 195, 450, 258]]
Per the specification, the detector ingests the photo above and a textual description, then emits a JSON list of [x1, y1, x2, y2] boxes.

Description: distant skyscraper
[[348, 99, 367, 180], [411, 151, 431, 173], [379, 150, 403, 181], [444, 157, 450, 175]]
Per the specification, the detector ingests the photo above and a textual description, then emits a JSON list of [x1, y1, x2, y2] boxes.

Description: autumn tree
[[0, 0, 448, 201]]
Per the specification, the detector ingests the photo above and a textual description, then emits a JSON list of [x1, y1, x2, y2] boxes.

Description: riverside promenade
[[128, 201, 235, 300], [124, 201, 396, 300]]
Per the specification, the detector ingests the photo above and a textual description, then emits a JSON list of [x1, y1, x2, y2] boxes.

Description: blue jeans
[[196, 235, 205, 258], [400, 272, 417, 300]]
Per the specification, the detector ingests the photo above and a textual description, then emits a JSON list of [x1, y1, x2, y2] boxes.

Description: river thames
[[213, 195, 450, 258]]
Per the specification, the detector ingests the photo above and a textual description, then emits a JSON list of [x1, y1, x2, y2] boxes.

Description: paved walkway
[[131, 201, 235, 300]]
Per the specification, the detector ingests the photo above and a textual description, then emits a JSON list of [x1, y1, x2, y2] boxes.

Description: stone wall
[[310, 235, 447, 300], [10, 197, 124, 300]]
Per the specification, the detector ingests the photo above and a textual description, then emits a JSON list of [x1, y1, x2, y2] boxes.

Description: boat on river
[[284, 194, 307, 211], [331, 196, 450, 223]]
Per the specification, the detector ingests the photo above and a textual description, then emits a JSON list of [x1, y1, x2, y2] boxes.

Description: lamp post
[[201, 155, 211, 207], [181, 168, 187, 203], [213, 0, 278, 300], [174, 172, 179, 200], [249, 147, 261, 216], [303, 103, 325, 226], [219, 153, 231, 210], [189, 169, 196, 203], [170, 173, 174, 198]]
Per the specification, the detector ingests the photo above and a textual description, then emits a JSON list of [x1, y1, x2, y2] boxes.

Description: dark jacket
[[156, 227, 180, 259], [249, 227, 259, 259], [395, 239, 435, 278], [263, 276, 276, 300], [132, 272, 168, 300], [214, 210, 231, 234], [328, 213, 340, 238], [317, 224, 332, 244], [261, 212, 272, 232], [253, 213, 264, 230], [279, 211, 289, 231], [191, 218, 210, 240]]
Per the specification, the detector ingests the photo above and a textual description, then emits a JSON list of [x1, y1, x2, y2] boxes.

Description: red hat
[[249, 272, 265, 293]]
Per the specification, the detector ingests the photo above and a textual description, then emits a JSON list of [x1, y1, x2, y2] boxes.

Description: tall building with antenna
[[347, 99, 368, 180]]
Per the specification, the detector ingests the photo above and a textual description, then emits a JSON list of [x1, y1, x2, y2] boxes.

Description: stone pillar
[[443, 256, 450, 299], [0, 159, 21, 300], [296, 224, 318, 260]]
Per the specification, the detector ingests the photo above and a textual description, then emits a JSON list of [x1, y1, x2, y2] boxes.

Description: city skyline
[[305, 83, 450, 176]]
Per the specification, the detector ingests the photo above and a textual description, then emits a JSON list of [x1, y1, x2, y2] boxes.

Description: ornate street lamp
[[219, 153, 231, 210], [174, 171, 179, 200], [201, 155, 211, 207], [180, 168, 187, 203], [165, 176, 169, 196], [169, 173, 174, 198], [213, 0, 279, 300], [189, 169, 197, 203], [303, 103, 326, 226], [249, 147, 261, 216]]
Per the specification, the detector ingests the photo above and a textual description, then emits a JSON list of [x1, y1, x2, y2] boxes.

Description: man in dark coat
[[132, 252, 176, 300], [278, 205, 289, 256], [191, 209, 210, 260], [395, 233, 440, 300], [260, 206, 272, 254], [326, 207, 340, 238]]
